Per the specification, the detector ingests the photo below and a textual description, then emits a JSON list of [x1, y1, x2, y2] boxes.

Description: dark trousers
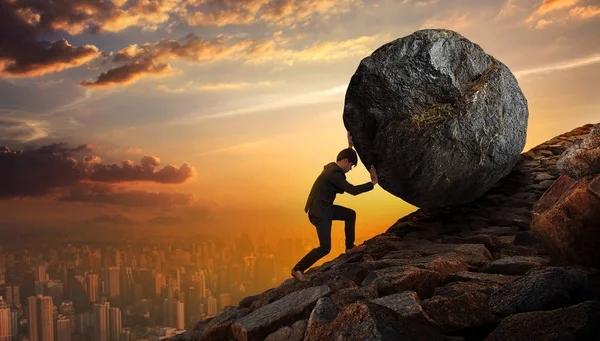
[[293, 205, 356, 272]]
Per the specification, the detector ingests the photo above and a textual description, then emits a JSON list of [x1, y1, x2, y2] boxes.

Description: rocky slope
[[170, 123, 600, 341]]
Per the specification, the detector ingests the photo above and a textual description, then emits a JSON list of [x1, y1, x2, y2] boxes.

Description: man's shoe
[[291, 270, 309, 282], [345, 244, 367, 255]]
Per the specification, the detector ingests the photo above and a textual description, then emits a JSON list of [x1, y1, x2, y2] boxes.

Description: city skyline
[[0, 232, 314, 340]]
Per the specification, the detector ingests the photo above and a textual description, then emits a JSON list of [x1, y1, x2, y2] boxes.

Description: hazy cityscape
[[0, 230, 351, 341]]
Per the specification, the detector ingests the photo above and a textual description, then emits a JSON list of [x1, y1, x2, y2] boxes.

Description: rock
[[485, 301, 600, 341], [368, 291, 435, 325], [490, 267, 593, 315], [444, 271, 518, 286], [557, 124, 600, 179], [304, 298, 339, 341], [314, 301, 459, 340], [474, 226, 519, 236], [531, 173, 600, 267], [173, 306, 249, 341], [343, 29, 527, 209], [361, 265, 444, 298], [440, 234, 501, 252], [479, 256, 547, 275], [422, 281, 500, 332], [330, 284, 378, 308], [513, 230, 539, 246], [379, 242, 492, 276], [264, 320, 306, 341], [470, 219, 489, 230], [231, 285, 330, 341], [590, 176, 600, 199], [489, 211, 530, 229]]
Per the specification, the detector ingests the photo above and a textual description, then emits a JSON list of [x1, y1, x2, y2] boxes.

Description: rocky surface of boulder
[[343, 29, 528, 208]]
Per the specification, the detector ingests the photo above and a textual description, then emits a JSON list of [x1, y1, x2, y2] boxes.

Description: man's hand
[[370, 165, 378, 185], [347, 131, 353, 149]]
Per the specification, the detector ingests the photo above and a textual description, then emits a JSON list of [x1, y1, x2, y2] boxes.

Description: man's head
[[336, 148, 358, 173]]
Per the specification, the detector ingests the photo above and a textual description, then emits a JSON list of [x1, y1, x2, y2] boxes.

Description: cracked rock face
[[343, 29, 528, 208]]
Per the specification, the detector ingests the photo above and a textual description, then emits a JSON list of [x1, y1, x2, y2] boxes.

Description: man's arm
[[330, 172, 374, 196]]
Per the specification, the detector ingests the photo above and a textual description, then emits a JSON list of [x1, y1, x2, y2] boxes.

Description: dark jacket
[[304, 162, 374, 219]]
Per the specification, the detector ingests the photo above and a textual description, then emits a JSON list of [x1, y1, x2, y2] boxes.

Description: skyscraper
[[174, 300, 184, 330], [93, 302, 110, 341], [155, 274, 166, 298], [56, 315, 71, 341], [9, 309, 18, 338], [163, 298, 184, 330], [196, 270, 206, 300], [33, 265, 47, 283], [0, 297, 10, 341], [207, 295, 217, 318], [45, 281, 64, 307], [109, 306, 122, 341], [28, 295, 54, 341], [105, 267, 120, 298], [5, 285, 20, 308], [87, 273, 99, 303]]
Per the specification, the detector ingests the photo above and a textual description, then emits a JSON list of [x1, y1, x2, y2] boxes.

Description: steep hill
[[170, 123, 599, 341]]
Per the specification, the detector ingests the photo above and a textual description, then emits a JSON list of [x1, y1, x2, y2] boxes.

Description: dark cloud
[[87, 158, 194, 184], [80, 33, 256, 87], [60, 182, 195, 207], [85, 213, 137, 225], [0, 119, 47, 142], [0, 142, 80, 197], [0, 142, 195, 198], [0, 1, 100, 76], [80, 60, 174, 87]]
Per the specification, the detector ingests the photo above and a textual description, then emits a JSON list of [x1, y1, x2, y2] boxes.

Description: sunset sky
[[0, 0, 599, 246]]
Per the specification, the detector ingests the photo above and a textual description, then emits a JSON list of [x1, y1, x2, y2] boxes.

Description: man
[[291, 132, 378, 282]]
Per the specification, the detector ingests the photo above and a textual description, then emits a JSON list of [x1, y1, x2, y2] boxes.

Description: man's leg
[[292, 215, 332, 272], [332, 205, 356, 250]]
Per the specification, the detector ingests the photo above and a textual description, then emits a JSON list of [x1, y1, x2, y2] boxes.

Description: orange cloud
[[186, 0, 362, 27], [187, 10, 255, 26], [534, 0, 579, 15], [569, 5, 600, 19], [244, 34, 382, 65], [535, 18, 553, 28], [526, 0, 598, 27]]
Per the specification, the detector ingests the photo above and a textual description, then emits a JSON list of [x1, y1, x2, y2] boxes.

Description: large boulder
[[343, 29, 528, 208], [557, 123, 600, 179], [530, 173, 600, 267]]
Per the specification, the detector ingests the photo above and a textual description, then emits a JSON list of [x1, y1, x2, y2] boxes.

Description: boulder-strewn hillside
[[170, 123, 600, 341]]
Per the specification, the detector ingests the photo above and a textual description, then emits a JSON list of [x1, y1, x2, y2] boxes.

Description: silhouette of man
[[291, 132, 378, 282]]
